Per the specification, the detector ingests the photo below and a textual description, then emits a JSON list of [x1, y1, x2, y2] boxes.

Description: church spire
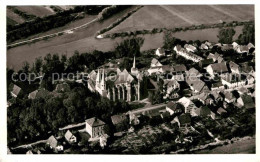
[[101, 68, 106, 90], [133, 56, 136, 68], [96, 69, 100, 83]]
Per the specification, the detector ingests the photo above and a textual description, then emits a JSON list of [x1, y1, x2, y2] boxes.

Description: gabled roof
[[114, 69, 135, 84], [89, 70, 97, 81], [157, 47, 165, 54], [11, 84, 21, 97], [86, 117, 105, 127], [197, 92, 208, 101], [247, 43, 255, 49], [217, 107, 227, 114], [224, 91, 234, 101], [65, 130, 74, 141], [241, 94, 255, 109], [175, 45, 182, 51], [47, 135, 58, 148], [212, 81, 223, 88], [186, 67, 200, 77], [199, 59, 214, 66], [239, 45, 249, 52], [210, 91, 221, 100], [28, 90, 38, 99], [186, 77, 208, 92], [164, 79, 179, 87], [172, 65, 187, 73], [229, 61, 239, 71], [151, 58, 162, 66], [111, 114, 127, 125], [166, 101, 175, 109], [237, 87, 248, 94], [172, 74, 184, 81], [178, 97, 194, 108], [209, 62, 228, 73]]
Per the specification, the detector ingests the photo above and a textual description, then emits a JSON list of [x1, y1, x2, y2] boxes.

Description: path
[[7, 18, 98, 48]]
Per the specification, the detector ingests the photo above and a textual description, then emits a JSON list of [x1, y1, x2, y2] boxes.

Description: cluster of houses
[[8, 40, 255, 154]]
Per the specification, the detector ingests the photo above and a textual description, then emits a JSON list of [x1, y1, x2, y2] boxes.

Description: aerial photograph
[[6, 5, 255, 154]]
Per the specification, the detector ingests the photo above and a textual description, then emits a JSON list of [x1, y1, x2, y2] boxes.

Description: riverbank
[[193, 136, 255, 154]]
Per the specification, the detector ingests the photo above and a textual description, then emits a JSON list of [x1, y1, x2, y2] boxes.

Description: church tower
[[131, 56, 138, 76], [96, 69, 100, 88], [101, 68, 106, 91]]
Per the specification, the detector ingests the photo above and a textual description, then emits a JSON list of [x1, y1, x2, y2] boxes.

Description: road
[[127, 103, 166, 115], [7, 18, 98, 48]]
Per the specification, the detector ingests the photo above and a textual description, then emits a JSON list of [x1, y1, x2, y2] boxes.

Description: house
[[211, 81, 224, 91], [174, 45, 203, 62], [10, 84, 21, 98], [199, 59, 214, 68], [246, 75, 255, 85], [206, 62, 228, 77], [172, 74, 185, 81], [150, 58, 163, 67], [64, 130, 77, 144], [172, 64, 187, 74], [163, 79, 180, 94], [221, 44, 233, 51], [197, 92, 208, 104], [209, 91, 223, 102], [184, 44, 197, 53], [186, 67, 202, 78], [229, 61, 240, 74], [86, 117, 106, 138], [55, 83, 70, 92], [237, 87, 249, 95], [221, 73, 246, 88], [236, 94, 255, 109], [166, 102, 183, 115], [217, 107, 227, 115], [205, 41, 213, 48], [155, 47, 166, 57], [148, 65, 172, 75], [240, 64, 255, 77], [247, 43, 255, 49], [47, 135, 63, 151], [200, 43, 208, 50], [28, 90, 38, 99], [178, 97, 199, 117], [111, 114, 128, 132], [223, 91, 236, 103], [237, 45, 249, 53], [232, 42, 239, 49], [186, 77, 209, 94], [207, 53, 223, 63]]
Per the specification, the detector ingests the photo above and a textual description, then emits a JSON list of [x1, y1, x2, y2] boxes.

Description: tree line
[[7, 6, 108, 43]]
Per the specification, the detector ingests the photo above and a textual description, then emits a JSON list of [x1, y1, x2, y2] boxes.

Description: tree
[[237, 24, 255, 45], [217, 28, 236, 44], [115, 37, 144, 58], [163, 30, 176, 50]]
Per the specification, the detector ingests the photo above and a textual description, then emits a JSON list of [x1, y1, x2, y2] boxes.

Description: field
[[14, 6, 55, 17], [7, 5, 254, 71], [194, 137, 255, 154], [106, 5, 254, 34], [7, 8, 25, 25]]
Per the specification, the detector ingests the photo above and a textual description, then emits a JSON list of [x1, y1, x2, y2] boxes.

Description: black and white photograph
[[1, 0, 259, 160]]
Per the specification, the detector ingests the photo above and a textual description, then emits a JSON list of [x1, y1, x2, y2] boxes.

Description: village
[[7, 37, 255, 154]]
